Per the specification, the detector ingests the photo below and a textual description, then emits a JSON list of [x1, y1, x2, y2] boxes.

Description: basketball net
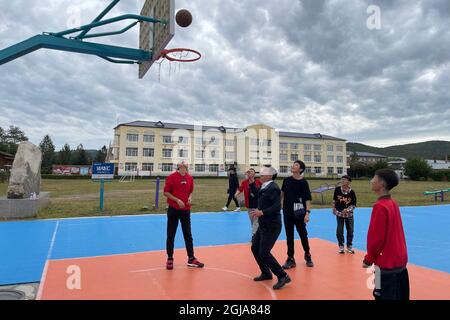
[[154, 48, 201, 82]]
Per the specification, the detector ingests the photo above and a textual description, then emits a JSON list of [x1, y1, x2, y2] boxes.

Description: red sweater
[[238, 179, 262, 208], [164, 172, 194, 210], [364, 195, 408, 270]]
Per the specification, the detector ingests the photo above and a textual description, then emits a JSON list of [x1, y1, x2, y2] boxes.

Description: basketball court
[[1, 206, 449, 300]]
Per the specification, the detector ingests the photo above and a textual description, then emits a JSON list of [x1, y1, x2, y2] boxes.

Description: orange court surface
[[37, 239, 450, 300]]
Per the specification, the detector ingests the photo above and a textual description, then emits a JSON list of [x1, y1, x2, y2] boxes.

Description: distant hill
[[347, 141, 450, 160]]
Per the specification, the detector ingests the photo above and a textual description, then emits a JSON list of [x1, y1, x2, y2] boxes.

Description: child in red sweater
[[363, 169, 409, 300]]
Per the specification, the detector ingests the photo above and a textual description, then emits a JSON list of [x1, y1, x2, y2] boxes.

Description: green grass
[[0, 178, 449, 220]]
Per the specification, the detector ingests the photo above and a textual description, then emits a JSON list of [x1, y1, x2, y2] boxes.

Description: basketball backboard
[[139, 0, 175, 79]]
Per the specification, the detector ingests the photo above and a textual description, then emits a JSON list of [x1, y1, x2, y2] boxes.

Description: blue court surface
[[0, 205, 449, 286]]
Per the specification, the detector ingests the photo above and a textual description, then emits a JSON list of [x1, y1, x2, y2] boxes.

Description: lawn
[[0, 178, 449, 220]]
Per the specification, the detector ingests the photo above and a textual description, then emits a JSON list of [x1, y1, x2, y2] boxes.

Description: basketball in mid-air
[[176, 9, 193, 28]]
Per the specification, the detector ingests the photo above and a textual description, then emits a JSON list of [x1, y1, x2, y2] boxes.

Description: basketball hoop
[[159, 48, 201, 62]]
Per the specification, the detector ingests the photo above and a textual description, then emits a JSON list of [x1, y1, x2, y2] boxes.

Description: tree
[[74, 144, 90, 165], [367, 160, 390, 177], [39, 135, 56, 174], [404, 158, 432, 180], [4, 126, 28, 155], [0, 126, 6, 153], [94, 145, 108, 163], [58, 143, 72, 165]]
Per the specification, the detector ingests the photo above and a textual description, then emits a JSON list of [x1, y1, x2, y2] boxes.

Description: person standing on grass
[[333, 175, 357, 254], [250, 166, 291, 290], [163, 161, 204, 270], [281, 160, 314, 269], [235, 168, 262, 236], [222, 167, 240, 212], [363, 169, 409, 300]]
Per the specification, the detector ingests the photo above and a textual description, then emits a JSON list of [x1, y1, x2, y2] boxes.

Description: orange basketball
[[176, 9, 193, 28]]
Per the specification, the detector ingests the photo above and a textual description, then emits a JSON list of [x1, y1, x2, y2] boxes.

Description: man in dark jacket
[[250, 166, 291, 290], [222, 167, 240, 212]]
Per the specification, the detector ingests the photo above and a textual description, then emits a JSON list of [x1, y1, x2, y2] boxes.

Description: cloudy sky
[[1, 0, 449, 150]]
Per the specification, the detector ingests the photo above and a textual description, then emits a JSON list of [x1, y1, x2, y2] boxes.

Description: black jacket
[[257, 181, 282, 227], [228, 174, 239, 194]]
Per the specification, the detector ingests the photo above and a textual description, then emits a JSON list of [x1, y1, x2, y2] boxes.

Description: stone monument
[[0, 142, 49, 219]]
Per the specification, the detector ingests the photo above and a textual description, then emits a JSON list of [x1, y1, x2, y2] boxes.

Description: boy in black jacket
[[250, 166, 291, 290], [333, 175, 357, 254]]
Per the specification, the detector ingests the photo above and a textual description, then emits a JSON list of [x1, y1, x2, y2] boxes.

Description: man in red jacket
[[363, 169, 409, 300], [235, 168, 262, 236], [163, 161, 204, 270]]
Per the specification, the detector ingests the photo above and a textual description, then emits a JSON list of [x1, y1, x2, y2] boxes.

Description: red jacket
[[164, 171, 194, 210], [364, 195, 408, 269], [238, 178, 262, 208]]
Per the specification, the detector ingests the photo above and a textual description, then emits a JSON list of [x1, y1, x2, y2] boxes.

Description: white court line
[[130, 266, 278, 300], [46, 221, 60, 260]]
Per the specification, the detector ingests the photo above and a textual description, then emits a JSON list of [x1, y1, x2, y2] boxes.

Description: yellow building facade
[[108, 121, 348, 177]]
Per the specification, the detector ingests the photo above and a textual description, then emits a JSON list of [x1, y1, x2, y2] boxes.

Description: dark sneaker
[[346, 246, 355, 254], [166, 258, 174, 270], [253, 274, 273, 281], [305, 255, 314, 268], [282, 258, 296, 270], [273, 274, 291, 290], [187, 258, 205, 268], [339, 246, 345, 254]]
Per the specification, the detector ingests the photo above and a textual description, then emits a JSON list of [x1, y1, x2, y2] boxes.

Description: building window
[[225, 139, 235, 147], [314, 167, 322, 174], [262, 140, 272, 147], [225, 152, 235, 159], [337, 167, 344, 174], [208, 136, 219, 145], [314, 145, 322, 151], [162, 163, 174, 172], [210, 149, 218, 159], [143, 148, 154, 158], [280, 143, 288, 150], [126, 148, 138, 157], [280, 154, 288, 161], [305, 167, 312, 173], [195, 164, 206, 172], [178, 149, 189, 158], [195, 150, 205, 159], [328, 167, 334, 175], [162, 149, 173, 158], [327, 145, 334, 152], [195, 137, 203, 145], [250, 138, 259, 146], [125, 163, 137, 172], [178, 136, 189, 144], [143, 135, 155, 143], [327, 155, 334, 163], [209, 164, 219, 173], [314, 155, 322, 163], [162, 136, 174, 144], [290, 143, 298, 150], [280, 166, 289, 174], [304, 155, 312, 162], [304, 144, 312, 151], [291, 154, 298, 162], [127, 134, 138, 142], [337, 145, 344, 152], [337, 156, 344, 163], [142, 163, 154, 171]]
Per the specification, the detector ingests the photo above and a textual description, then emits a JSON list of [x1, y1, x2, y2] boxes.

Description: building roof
[[278, 132, 346, 141], [116, 121, 346, 141], [348, 151, 387, 158], [0, 151, 14, 159], [426, 160, 450, 170]]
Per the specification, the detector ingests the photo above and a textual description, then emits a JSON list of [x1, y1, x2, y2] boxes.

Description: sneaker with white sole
[[222, 206, 228, 211], [346, 246, 355, 254], [187, 258, 205, 268], [339, 246, 345, 254], [233, 207, 241, 212]]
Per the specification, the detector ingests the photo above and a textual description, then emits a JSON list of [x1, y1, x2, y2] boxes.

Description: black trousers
[[283, 213, 311, 259], [374, 268, 410, 300], [226, 193, 239, 208], [166, 206, 194, 259], [251, 223, 286, 279], [336, 216, 354, 247]]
